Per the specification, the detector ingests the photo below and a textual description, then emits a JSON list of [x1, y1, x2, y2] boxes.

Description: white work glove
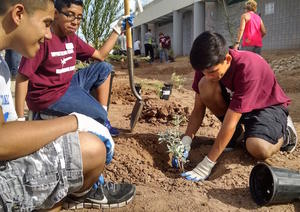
[[112, 15, 132, 35], [71, 112, 114, 164], [172, 135, 192, 168], [182, 135, 192, 153], [181, 156, 216, 181]]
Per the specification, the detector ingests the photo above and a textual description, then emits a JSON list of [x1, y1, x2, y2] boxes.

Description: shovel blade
[[130, 100, 144, 131]]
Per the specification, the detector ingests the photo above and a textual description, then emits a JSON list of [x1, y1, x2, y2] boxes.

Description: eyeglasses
[[59, 11, 84, 22]]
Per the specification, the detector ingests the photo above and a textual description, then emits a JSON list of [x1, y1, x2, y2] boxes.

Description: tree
[[80, 0, 123, 49]]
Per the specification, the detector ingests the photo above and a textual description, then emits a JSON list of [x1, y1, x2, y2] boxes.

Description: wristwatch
[[235, 41, 240, 44]]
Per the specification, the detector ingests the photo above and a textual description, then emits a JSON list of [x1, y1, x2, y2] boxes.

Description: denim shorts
[[42, 62, 112, 124], [0, 132, 83, 211]]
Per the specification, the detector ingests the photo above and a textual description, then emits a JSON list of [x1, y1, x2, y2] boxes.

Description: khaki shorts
[[0, 132, 83, 211]]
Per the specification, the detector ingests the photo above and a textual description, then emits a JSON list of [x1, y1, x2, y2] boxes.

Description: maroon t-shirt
[[159, 36, 169, 49], [19, 33, 95, 111], [192, 49, 290, 113]]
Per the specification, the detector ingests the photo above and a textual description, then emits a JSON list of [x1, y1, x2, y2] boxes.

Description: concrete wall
[[183, 11, 193, 55], [259, 0, 300, 49], [208, 0, 300, 50], [209, 2, 243, 47], [134, 0, 300, 56], [135, 0, 202, 26]]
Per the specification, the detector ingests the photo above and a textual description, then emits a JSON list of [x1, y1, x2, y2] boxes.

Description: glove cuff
[[70, 112, 80, 130], [113, 26, 121, 35], [203, 156, 216, 168], [182, 135, 192, 151]]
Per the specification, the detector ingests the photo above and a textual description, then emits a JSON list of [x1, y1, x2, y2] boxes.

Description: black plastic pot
[[160, 83, 173, 100], [249, 163, 300, 206], [164, 83, 173, 93]]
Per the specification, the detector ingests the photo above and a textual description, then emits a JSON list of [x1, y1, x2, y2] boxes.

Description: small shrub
[[171, 72, 185, 89], [158, 115, 187, 171]]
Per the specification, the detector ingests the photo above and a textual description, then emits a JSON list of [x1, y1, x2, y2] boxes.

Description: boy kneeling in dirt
[[179, 31, 298, 181], [0, 0, 135, 210]]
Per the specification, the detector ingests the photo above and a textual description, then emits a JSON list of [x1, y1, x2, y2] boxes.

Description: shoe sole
[[63, 190, 136, 210], [281, 116, 298, 153], [285, 126, 298, 153]]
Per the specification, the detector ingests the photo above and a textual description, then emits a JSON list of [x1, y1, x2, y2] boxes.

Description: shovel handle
[[124, 0, 132, 48], [124, 0, 142, 101]]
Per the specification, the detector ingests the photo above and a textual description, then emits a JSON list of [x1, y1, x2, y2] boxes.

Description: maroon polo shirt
[[192, 49, 290, 113]]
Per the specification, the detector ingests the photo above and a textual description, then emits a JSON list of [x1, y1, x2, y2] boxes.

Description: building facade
[[133, 0, 300, 56]]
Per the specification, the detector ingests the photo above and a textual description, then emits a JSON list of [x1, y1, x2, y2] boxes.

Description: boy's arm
[[184, 93, 206, 138], [15, 73, 29, 119], [91, 31, 119, 61], [0, 106, 78, 160], [91, 15, 132, 61], [207, 108, 242, 162]]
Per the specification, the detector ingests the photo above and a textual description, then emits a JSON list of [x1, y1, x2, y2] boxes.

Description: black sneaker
[[281, 115, 298, 153], [63, 182, 136, 209]]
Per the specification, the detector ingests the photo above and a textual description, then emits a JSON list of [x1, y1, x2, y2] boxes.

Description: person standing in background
[[5, 49, 21, 78], [134, 39, 141, 56], [144, 29, 154, 62], [158, 32, 169, 63], [118, 31, 127, 55], [233, 0, 266, 55]]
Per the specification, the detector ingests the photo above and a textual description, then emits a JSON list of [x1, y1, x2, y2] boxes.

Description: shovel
[[124, 0, 144, 132]]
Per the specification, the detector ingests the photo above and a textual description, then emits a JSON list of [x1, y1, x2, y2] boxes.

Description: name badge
[[65, 43, 74, 50]]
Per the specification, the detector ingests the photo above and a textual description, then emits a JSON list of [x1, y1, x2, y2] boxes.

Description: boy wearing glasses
[[179, 31, 297, 181], [15, 0, 125, 137]]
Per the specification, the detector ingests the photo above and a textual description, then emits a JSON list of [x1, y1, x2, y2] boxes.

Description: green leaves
[[171, 72, 185, 90], [81, 0, 123, 49], [158, 115, 187, 170]]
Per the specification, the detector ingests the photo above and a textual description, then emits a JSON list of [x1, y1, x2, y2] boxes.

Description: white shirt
[[0, 56, 17, 122], [134, 40, 141, 51], [118, 34, 126, 51]]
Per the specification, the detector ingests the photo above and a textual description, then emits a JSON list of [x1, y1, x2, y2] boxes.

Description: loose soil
[[66, 50, 300, 212]]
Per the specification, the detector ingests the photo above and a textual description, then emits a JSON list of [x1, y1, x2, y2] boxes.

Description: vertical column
[[193, 1, 205, 40], [133, 27, 138, 44], [173, 10, 183, 57], [141, 24, 147, 55]]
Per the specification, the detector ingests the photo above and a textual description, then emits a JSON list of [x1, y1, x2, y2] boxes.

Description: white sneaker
[[281, 115, 298, 153]]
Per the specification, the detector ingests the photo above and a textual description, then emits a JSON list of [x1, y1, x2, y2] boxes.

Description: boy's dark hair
[[190, 31, 227, 71], [54, 0, 83, 12], [0, 0, 54, 15]]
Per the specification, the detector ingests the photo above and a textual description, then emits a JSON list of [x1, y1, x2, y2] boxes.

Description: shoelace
[[93, 175, 105, 189], [104, 182, 117, 192], [105, 120, 112, 128]]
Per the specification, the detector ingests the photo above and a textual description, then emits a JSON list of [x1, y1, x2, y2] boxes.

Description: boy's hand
[[172, 135, 192, 168], [181, 156, 216, 181], [112, 14, 133, 35], [71, 112, 114, 164]]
